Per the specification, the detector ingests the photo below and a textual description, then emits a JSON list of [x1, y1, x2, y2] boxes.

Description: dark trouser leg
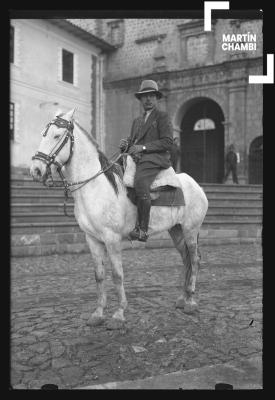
[[232, 165, 239, 183], [129, 162, 161, 242], [137, 195, 151, 240], [223, 166, 230, 183]]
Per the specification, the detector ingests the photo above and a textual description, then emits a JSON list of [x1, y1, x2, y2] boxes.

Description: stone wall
[[100, 18, 262, 80]]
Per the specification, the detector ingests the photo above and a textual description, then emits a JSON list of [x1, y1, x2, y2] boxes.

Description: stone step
[[11, 203, 262, 214], [10, 175, 62, 187], [201, 184, 262, 192], [11, 221, 81, 235], [206, 208, 262, 215], [11, 196, 262, 210], [11, 203, 75, 213], [11, 178, 63, 187], [11, 218, 261, 237], [10, 190, 263, 204], [11, 194, 262, 207], [10, 183, 263, 195], [208, 199, 262, 207], [10, 185, 65, 195], [202, 222, 262, 230], [11, 206, 262, 221], [11, 175, 263, 191], [205, 192, 262, 200], [204, 215, 262, 222], [10, 227, 261, 257], [11, 213, 76, 224], [11, 194, 74, 204], [10, 176, 262, 255], [11, 208, 262, 224]]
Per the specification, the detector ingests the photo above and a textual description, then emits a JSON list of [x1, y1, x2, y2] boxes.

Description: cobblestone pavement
[[10, 243, 263, 389]]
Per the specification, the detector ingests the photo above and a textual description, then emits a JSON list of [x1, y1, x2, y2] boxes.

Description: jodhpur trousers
[[134, 161, 163, 199]]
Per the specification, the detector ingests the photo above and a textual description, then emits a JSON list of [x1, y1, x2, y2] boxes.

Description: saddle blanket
[[127, 186, 185, 207], [123, 155, 182, 189]]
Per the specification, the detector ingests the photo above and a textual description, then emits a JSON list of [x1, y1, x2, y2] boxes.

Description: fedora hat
[[135, 80, 163, 99]]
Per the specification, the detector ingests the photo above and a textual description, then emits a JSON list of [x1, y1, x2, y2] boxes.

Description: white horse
[[30, 109, 208, 325]]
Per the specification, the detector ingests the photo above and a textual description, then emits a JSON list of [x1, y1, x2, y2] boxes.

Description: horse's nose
[[30, 164, 42, 181], [34, 167, 41, 177]]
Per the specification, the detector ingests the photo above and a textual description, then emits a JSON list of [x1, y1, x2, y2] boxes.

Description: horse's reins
[[32, 116, 127, 216]]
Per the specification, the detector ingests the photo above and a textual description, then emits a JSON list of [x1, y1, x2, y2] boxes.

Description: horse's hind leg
[[85, 234, 108, 325], [169, 225, 200, 313], [168, 224, 189, 308], [183, 230, 201, 312], [105, 240, 127, 322]]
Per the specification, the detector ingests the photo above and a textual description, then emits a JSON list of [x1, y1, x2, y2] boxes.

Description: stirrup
[[128, 227, 148, 242], [128, 227, 140, 241], [138, 229, 148, 242]]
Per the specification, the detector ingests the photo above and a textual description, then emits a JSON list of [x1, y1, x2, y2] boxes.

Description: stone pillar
[[228, 80, 247, 184]]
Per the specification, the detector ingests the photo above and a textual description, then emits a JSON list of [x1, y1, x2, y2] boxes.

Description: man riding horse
[[119, 80, 174, 242]]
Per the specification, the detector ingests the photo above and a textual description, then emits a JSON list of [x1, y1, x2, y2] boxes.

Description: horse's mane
[[74, 119, 122, 195]]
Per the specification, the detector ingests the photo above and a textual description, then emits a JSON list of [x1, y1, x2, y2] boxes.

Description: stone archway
[[178, 97, 225, 183], [249, 136, 263, 184]]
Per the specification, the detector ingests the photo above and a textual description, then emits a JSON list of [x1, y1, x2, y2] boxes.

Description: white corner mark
[[249, 54, 274, 84], [204, 1, 230, 31]]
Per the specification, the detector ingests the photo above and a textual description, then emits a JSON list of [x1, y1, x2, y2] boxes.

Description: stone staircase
[[11, 174, 262, 256]]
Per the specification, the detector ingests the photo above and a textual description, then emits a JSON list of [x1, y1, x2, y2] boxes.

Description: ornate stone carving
[[177, 20, 216, 67]]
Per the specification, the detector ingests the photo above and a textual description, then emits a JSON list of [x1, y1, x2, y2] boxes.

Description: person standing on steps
[[222, 144, 239, 184]]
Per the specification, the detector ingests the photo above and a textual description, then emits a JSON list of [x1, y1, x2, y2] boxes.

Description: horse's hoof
[[106, 318, 125, 330], [175, 298, 186, 309], [86, 316, 105, 327], [182, 303, 199, 314]]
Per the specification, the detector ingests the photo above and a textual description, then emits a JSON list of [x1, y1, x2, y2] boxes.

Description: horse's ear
[[54, 109, 64, 118], [63, 108, 76, 121]]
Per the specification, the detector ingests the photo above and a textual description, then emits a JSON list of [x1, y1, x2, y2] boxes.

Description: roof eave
[[46, 19, 116, 53]]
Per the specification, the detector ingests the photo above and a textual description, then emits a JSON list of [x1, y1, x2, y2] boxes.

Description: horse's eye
[[54, 135, 60, 140]]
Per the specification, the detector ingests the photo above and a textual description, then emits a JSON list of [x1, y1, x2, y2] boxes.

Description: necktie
[[144, 111, 150, 123]]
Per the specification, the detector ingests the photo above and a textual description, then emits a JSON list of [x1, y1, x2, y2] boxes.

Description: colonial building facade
[[10, 19, 114, 171], [99, 18, 263, 184], [10, 18, 263, 184]]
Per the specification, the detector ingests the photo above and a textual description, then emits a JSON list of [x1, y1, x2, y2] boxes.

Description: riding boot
[[138, 196, 151, 242], [128, 196, 151, 242]]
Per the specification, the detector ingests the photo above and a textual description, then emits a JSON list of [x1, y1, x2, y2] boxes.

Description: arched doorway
[[249, 136, 263, 184], [180, 98, 225, 183]]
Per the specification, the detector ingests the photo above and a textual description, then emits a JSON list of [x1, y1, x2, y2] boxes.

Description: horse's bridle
[[32, 116, 124, 216], [32, 116, 75, 175]]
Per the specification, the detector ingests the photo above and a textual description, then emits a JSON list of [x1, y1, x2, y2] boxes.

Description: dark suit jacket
[[226, 150, 237, 166], [127, 108, 174, 169]]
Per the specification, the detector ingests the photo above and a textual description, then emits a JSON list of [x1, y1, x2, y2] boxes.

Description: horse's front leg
[[105, 240, 127, 321], [85, 234, 108, 326]]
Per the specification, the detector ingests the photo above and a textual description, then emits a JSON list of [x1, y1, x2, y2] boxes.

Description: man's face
[[140, 92, 158, 111]]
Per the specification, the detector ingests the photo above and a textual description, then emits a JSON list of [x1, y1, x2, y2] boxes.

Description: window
[[194, 118, 215, 131], [10, 25, 14, 63], [10, 102, 15, 140], [62, 49, 74, 84]]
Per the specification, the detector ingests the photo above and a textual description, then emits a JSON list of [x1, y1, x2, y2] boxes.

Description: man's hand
[[119, 138, 129, 151], [128, 145, 144, 156]]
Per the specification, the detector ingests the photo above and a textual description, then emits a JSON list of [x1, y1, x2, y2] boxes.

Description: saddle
[[123, 155, 185, 206]]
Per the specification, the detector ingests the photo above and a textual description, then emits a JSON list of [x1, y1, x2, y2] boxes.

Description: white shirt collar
[[144, 109, 153, 122]]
